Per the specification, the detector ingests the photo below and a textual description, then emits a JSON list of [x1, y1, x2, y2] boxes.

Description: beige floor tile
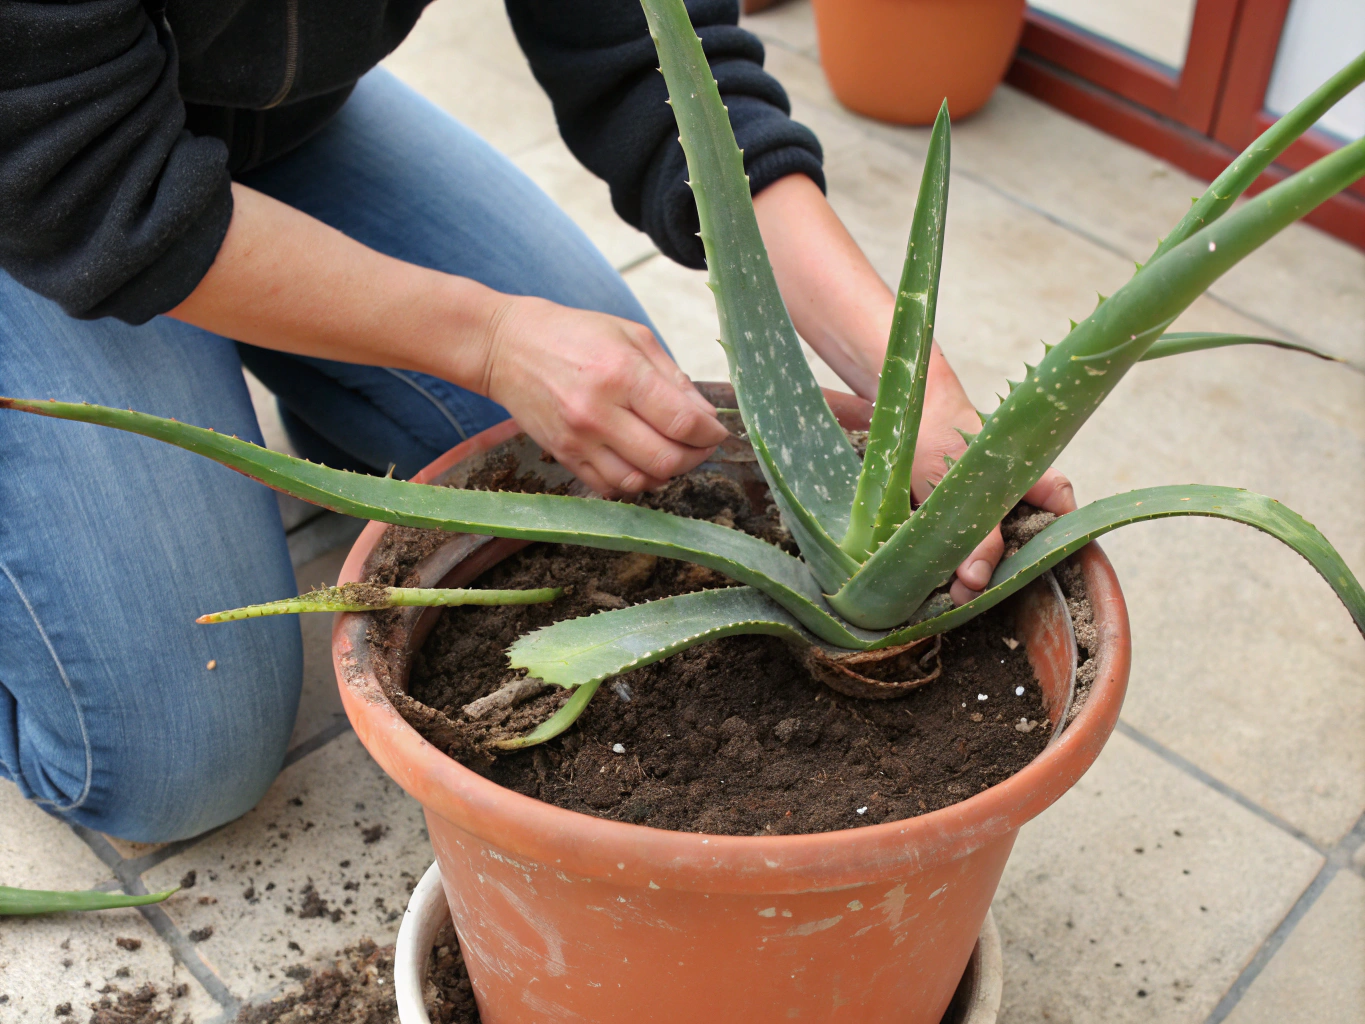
[[1, 783, 112, 891], [382, 0, 558, 160], [741, 0, 820, 57], [994, 730, 1325, 1024], [0, 786, 218, 1020], [141, 732, 431, 1002], [287, 546, 351, 751], [1223, 869, 1365, 1024]]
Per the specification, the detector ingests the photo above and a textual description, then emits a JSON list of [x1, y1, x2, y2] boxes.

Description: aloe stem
[[198, 584, 563, 623]]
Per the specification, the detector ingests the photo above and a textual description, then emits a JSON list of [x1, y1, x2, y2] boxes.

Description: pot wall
[[811, 0, 1026, 124], [332, 386, 1130, 1023]]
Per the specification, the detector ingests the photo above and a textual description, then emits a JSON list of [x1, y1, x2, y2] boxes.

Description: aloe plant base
[[331, 394, 1132, 1024]]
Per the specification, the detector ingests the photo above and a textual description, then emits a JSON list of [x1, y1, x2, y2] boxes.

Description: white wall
[[1264, 0, 1365, 141]]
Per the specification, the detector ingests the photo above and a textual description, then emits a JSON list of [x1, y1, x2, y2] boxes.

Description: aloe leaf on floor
[[1, 885, 177, 916]]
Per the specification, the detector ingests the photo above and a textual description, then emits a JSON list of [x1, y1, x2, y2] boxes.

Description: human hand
[[481, 295, 728, 496]]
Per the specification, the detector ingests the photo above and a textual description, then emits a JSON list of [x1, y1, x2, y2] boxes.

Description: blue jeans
[[0, 69, 656, 842]]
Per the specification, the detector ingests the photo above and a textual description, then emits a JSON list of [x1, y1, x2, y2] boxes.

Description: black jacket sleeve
[[504, 0, 824, 269], [0, 1, 232, 324]]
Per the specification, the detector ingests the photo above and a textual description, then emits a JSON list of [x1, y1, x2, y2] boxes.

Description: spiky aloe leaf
[[1148, 49, 1365, 265], [508, 586, 810, 688], [843, 101, 951, 561], [198, 584, 563, 623], [1142, 332, 1363, 372], [834, 136, 1365, 628], [641, 0, 861, 590], [1, 885, 177, 916], [872, 485, 1365, 648], [0, 398, 882, 647], [501, 484, 1363, 721]]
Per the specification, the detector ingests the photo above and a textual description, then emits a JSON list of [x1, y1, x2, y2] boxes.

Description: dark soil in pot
[[365, 467, 1097, 838]]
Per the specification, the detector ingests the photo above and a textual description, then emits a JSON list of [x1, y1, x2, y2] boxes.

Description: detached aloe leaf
[[0, 399, 882, 646], [199, 584, 563, 623], [1142, 331, 1363, 372], [641, 0, 861, 590], [843, 101, 951, 561], [1, 885, 177, 916], [1148, 49, 1365, 264], [835, 137, 1365, 628], [871, 485, 1365, 648]]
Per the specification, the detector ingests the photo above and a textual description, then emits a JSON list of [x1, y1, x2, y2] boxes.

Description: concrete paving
[[1, 1, 1361, 1020]]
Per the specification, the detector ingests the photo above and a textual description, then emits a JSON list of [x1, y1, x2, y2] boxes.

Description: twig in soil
[[462, 678, 547, 719]]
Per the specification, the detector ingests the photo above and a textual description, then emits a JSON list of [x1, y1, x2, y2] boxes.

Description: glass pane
[[1265, 0, 1365, 142], [1029, 0, 1197, 71]]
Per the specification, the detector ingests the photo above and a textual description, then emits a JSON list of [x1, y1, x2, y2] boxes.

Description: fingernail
[[966, 559, 991, 587]]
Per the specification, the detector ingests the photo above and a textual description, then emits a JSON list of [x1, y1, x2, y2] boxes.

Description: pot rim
[[331, 390, 1130, 894]]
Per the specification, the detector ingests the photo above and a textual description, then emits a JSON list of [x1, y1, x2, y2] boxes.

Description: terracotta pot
[[810, 0, 1026, 124], [332, 384, 1131, 1023]]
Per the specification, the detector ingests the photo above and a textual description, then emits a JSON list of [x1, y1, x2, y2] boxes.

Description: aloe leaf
[[870, 485, 1365, 648], [508, 586, 813, 688], [1, 885, 177, 916], [843, 101, 951, 560], [1149, 49, 1365, 265], [493, 679, 603, 750], [0, 398, 881, 647], [198, 584, 563, 623], [834, 136, 1365, 628], [641, 0, 862, 589], [1142, 332, 1364, 372]]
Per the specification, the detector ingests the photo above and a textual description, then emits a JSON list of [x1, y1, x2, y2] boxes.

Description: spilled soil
[[367, 464, 1084, 836]]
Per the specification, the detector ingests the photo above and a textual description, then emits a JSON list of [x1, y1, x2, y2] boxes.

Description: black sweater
[[0, 0, 823, 324]]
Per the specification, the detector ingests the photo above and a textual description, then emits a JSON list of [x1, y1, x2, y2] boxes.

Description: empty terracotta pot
[[332, 384, 1131, 1023], [810, 0, 1026, 124]]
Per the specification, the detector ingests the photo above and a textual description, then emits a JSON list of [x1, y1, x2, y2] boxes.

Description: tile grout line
[[69, 824, 239, 1013], [1113, 719, 1326, 854], [1115, 720, 1365, 1022]]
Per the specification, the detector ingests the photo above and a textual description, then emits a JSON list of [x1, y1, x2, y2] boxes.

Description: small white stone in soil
[[977, 693, 988, 701], [856, 807, 868, 815], [612, 743, 626, 754], [1015, 686, 1025, 696]]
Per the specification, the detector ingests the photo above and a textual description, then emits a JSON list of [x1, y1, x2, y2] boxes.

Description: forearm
[[168, 183, 501, 391]]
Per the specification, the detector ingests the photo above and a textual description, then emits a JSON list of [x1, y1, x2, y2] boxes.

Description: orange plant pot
[[810, 0, 1026, 124], [332, 385, 1130, 1023]]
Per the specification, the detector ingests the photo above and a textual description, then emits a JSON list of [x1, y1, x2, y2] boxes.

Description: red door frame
[[1007, 0, 1365, 249]]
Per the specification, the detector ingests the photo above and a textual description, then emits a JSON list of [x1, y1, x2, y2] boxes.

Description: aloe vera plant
[[2, 6, 1363, 751]]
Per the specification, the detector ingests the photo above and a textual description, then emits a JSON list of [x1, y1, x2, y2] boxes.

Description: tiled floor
[[2, 2, 1362, 1021]]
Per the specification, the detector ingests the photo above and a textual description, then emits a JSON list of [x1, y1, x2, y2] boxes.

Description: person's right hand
[[480, 295, 729, 497]]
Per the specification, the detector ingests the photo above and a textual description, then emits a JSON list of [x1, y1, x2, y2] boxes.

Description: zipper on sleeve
[[261, 0, 300, 109]]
